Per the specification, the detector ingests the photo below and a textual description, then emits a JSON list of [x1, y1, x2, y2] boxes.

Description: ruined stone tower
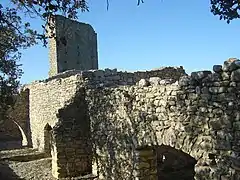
[[48, 15, 98, 77]]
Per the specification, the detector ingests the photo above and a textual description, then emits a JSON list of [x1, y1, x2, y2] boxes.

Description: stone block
[[221, 72, 230, 80], [223, 58, 240, 72], [149, 77, 161, 86], [231, 69, 240, 82], [213, 65, 223, 73], [209, 86, 227, 94], [179, 76, 192, 86], [191, 71, 212, 81], [138, 79, 150, 87]]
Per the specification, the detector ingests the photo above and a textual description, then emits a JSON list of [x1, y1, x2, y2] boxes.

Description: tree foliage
[[0, 0, 89, 122], [210, 0, 240, 23], [0, 4, 36, 121], [0, 0, 240, 122]]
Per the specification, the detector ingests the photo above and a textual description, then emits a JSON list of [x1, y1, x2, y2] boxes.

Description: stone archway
[[0, 120, 27, 150], [135, 145, 197, 180], [13, 120, 28, 146], [7, 88, 32, 147], [155, 125, 216, 180], [136, 145, 197, 180], [156, 145, 197, 180]]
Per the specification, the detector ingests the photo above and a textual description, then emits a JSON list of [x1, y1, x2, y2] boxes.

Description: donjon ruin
[[3, 15, 240, 180], [48, 15, 98, 77]]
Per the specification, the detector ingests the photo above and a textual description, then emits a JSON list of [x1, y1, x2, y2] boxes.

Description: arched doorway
[[44, 123, 53, 156], [156, 145, 197, 180], [135, 145, 197, 180]]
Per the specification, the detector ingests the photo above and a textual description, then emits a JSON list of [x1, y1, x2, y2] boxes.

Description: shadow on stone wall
[[87, 88, 160, 179], [46, 59, 240, 179], [0, 120, 23, 150], [87, 87, 199, 179], [86, 64, 240, 180], [0, 161, 21, 180], [172, 64, 240, 179], [51, 87, 92, 179], [0, 140, 22, 151]]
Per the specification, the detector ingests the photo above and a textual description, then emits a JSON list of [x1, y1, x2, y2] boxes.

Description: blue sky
[[4, 0, 240, 84]]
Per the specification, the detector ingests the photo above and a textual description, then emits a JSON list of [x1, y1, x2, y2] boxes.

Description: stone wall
[[45, 66, 184, 88], [86, 81, 207, 179], [25, 66, 185, 179], [25, 59, 240, 179], [48, 15, 98, 77], [24, 75, 80, 151], [84, 58, 240, 179], [84, 66, 185, 88], [51, 87, 92, 178]]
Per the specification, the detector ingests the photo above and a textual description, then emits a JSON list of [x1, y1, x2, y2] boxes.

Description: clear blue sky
[[5, 0, 240, 84]]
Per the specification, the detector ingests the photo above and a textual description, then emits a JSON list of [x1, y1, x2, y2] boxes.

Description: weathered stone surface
[[19, 57, 240, 180], [203, 73, 222, 82], [138, 79, 150, 87], [159, 79, 174, 85], [235, 60, 240, 67], [209, 87, 227, 94], [48, 15, 98, 77], [222, 72, 230, 80], [149, 77, 161, 86], [179, 76, 192, 86], [191, 71, 212, 81], [231, 69, 240, 82], [223, 58, 239, 71], [213, 65, 222, 73]]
